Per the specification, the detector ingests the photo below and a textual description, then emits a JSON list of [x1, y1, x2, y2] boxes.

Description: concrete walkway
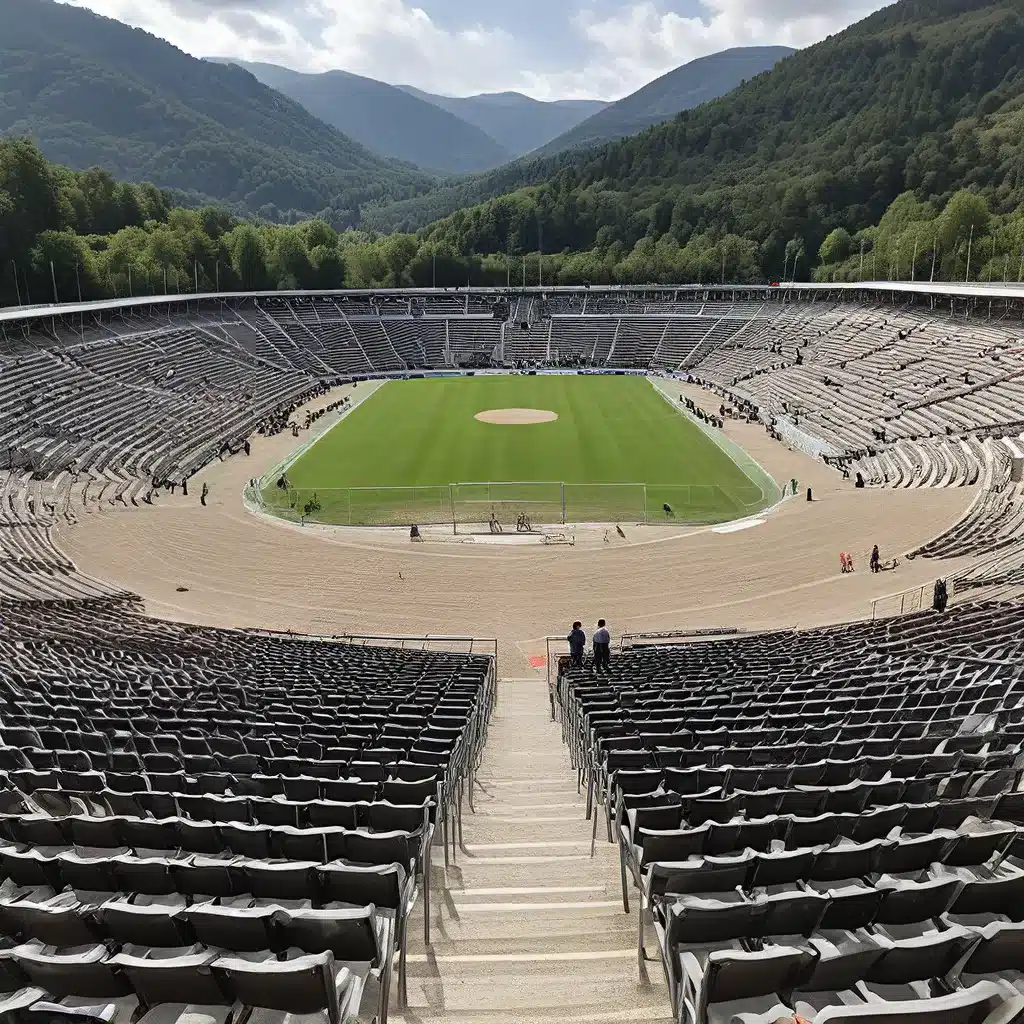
[[397, 678, 672, 1024]]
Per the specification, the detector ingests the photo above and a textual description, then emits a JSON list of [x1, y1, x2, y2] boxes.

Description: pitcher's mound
[[475, 408, 559, 425]]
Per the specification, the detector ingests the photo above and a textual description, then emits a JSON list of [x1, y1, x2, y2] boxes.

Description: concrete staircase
[[397, 678, 672, 1024]]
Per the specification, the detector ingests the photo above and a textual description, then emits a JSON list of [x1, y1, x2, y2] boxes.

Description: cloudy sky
[[61, 0, 894, 101]]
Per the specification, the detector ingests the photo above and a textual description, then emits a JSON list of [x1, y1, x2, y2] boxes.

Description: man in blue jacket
[[567, 621, 586, 668]]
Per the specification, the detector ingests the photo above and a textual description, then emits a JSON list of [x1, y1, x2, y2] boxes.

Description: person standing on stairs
[[593, 619, 611, 674], [567, 621, 586, 668]]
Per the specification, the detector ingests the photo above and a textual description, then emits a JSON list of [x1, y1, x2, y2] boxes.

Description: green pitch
[[261, 376, 774, 526]]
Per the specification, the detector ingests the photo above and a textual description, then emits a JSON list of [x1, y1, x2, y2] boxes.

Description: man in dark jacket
[[567, 621, 586, 668], [593, 619, 611, 674]]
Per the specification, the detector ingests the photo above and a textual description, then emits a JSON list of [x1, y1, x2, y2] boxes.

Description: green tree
[[0, 138, 63, 267], [31, 230, 97, 301], [229, 224, 269, 290], [271, 229, 311, 289], [309, 245, 345, 289], [301, 219, 338, 250], [819, 228, 854, 266]]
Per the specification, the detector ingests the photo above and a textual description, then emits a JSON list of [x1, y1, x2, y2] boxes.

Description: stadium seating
[[554, 600, 1024, 1023], [4, 289, 1024, 604], [0, 596, 494, 1022]]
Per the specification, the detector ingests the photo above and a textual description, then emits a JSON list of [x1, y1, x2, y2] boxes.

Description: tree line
[[3, 135, 1023, 310]]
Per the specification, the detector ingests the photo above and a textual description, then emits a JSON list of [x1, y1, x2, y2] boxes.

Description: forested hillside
[[223, 61, 513, 174], [4, 134, 1021, 312], [533, 46, 794, 156], [373, 0, 1024, 277], [397, 88, 606, 158], [6, 0, 1024, 303], [0, 0, 433, 226]]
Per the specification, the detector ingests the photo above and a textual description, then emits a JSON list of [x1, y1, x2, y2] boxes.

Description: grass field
[[261, 376, 774, 526]]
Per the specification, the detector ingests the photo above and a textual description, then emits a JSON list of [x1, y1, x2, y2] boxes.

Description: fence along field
[[259, 376, 778, 528], [261, 480, 770, 528]]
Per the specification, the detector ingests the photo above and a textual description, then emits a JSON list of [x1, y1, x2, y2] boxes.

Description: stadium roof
[[2, 280, 1024, 326]]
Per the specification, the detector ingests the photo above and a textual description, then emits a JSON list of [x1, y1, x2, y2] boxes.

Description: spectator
[[567, 621, 586, 668], [871, 544, 881, 573], [593, 619, 611, 674]]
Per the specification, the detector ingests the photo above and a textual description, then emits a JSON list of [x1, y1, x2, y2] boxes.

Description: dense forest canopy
[[366, 0, 1024, 270], [0, 0, 434, 227], [531, 46, 795, 158], [3, 137, 1022, 310], [4, 0, 1024, 306]]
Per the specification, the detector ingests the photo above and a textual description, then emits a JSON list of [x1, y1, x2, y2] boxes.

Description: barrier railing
[[870, 584, 930, 621], [261, 480, 769, 529]]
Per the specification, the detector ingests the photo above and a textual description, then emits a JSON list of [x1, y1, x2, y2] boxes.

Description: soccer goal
[[450, 481, 565, 532]]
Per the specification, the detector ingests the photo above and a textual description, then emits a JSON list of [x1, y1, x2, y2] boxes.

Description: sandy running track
[[59, 383, 978, 675]]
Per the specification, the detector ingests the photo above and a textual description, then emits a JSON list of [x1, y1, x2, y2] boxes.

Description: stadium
[[2, 281, 1024, 1024]]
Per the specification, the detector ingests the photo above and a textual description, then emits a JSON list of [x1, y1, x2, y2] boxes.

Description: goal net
[[451, 482, 564, 530]]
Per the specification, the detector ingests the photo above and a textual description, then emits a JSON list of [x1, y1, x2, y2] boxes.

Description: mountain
[[0, 0, 433, 225], [397, 86, 606, 157], [533, 46, 795, 156], [216, 60, 513, 174], [371, 0, 1024, 278], [361, 47, 792, 233]]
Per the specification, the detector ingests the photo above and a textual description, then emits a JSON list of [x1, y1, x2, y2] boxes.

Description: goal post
[[450, 481, 565, 530]]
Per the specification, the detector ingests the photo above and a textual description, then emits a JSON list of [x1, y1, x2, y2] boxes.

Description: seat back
[[111, 948, 229, 1008], [213, 951, 337, 1017]]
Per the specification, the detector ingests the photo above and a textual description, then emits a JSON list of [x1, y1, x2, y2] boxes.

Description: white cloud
[[534, 0, 893, 100], [61, 0, 522, 94], [61, 0, 895, 100]]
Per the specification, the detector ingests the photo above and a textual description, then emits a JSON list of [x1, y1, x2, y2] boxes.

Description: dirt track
[[60, 383, 978, 676]]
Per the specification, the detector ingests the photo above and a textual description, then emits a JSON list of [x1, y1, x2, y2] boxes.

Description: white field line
[[260, 378, 389, 488], [647, 375, 783, 507]]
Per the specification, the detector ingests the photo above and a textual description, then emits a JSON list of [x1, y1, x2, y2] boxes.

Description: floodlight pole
[[911, 236, 918, 282], [965, 223, 974, 283], [538, 220, 543, 288], [11, 260, 22, 306]]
